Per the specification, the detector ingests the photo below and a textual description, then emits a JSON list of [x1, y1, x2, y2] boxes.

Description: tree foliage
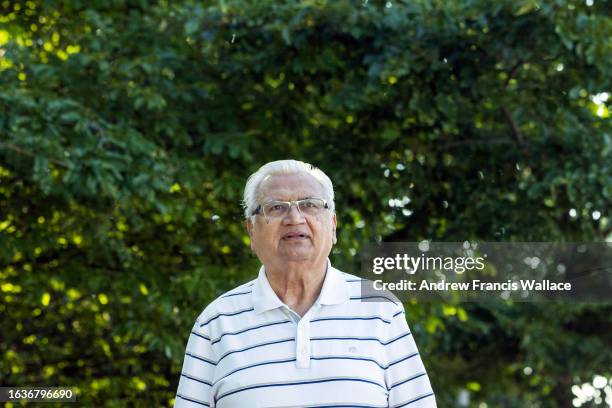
[[1, 0, 610, 406]]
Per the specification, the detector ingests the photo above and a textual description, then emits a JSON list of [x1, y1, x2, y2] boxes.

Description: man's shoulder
[[194, 279, 257, 326], [331, 266, 403, 318], [331, 267, 365, 283]]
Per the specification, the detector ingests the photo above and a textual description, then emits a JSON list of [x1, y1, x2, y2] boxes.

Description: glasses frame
[[251, 198, 330, 223]]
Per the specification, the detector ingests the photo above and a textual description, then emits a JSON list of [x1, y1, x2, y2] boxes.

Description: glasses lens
[[298, 198, 325, 215], [263, 202, 289, 218]]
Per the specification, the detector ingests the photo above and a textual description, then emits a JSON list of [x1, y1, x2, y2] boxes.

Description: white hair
[[243, 159, 335, 218]]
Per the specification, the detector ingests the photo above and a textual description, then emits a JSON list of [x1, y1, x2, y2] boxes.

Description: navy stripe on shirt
[[311, 315, 392, 324], [311, 355, 386, 370], [389, 372, 427, 390], [311, 331, 411, 346], [199, 307, 254, 327], [388, 352, 420, 368], [217, 337, 295, 364], [191, 331, 211, 341], [176, 393, 210, 407], [392, 392, 435, 407], [185, 351, 216, 366], [181, 373, 212, 387], [215, 351, 416, 384], [214, 357, 297, 385], [220, 290, 253, 298], [306, 404, 386, 408], [216, 377, 387, 403], [350, 295, 398, 304], [211, 320, 292, 345]]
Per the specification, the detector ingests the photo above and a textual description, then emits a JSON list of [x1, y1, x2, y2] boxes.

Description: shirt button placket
[[295, 318, 311, 368]]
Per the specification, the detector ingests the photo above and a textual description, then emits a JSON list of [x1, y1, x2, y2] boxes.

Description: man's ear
[[332, 212, 337, 245], [246, 218, 255, 250]]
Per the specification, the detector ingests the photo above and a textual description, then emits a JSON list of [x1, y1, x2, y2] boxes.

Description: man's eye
[[272, 205, 284, 211], [303, 202, 315, 208]]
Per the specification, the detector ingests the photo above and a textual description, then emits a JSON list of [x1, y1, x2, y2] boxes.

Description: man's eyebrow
[[267, 196, 316, 201]]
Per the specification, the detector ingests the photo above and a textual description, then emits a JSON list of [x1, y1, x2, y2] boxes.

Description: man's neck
[[265, 261, 327, 317]]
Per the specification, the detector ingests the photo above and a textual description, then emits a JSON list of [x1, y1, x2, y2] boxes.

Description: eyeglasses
[[252, 198, 330, 222]]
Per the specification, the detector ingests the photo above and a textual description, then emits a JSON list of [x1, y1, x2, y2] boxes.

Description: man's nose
[[283, 203, 305, 223]]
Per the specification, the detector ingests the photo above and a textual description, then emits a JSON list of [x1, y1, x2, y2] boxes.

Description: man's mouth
[[282, 232, 309, 240]]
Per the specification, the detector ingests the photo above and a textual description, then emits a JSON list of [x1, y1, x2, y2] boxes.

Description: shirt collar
[[252, 259, 350, 315]]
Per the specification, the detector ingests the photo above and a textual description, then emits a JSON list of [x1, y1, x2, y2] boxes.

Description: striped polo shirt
[[174, 261, 436, 408]]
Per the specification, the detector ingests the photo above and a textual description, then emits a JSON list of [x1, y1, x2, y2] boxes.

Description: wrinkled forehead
[[257, 172, 325, 202]]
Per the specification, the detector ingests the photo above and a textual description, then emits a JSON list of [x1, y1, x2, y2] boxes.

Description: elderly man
[[174, 160, 436, 407]]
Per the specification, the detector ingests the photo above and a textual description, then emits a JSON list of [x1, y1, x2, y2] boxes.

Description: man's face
[[246, 172, 337, 268]]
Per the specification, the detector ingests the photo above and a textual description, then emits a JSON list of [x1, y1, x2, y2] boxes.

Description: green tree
[[1, 0, 610, 406]]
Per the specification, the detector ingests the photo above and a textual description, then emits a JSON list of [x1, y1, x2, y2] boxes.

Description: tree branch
[[438, 136, 515, 150], [501, 107, 525, 148], [505, 59, 524, 86], [0, 143, 68, 168]]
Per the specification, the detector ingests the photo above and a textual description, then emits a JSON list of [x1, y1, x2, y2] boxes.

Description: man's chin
[[278, 250, 316, 263]]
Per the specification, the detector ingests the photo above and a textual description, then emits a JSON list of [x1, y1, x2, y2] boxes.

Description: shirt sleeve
[[174, 318, 216, 408], [385, 304, 437, 408]]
